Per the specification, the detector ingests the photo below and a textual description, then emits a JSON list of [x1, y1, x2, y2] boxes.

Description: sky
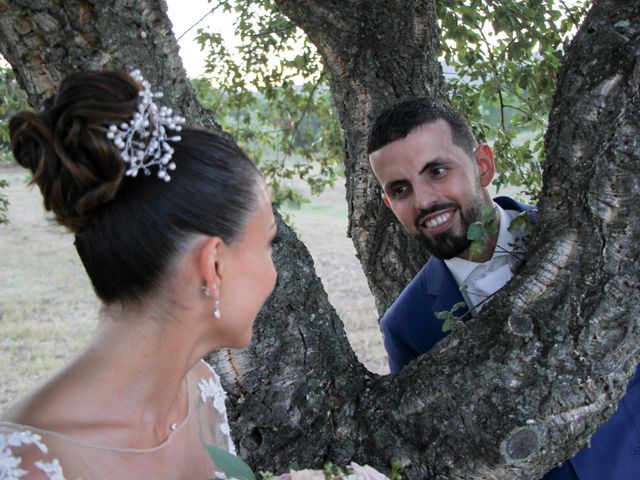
[[165, 0, 236, 78]]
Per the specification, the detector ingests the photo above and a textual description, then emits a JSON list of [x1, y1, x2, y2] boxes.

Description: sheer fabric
[[0, 361, 235, 479]]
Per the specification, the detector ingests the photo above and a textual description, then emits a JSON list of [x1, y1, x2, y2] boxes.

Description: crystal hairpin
[[106, 70, 186, 182]]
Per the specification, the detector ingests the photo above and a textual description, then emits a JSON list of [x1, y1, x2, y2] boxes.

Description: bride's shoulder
[[189, 360, 220, 385], [188, 360, 236, 455], [0, 423, 65, 479], [190, 360, 227, 407]]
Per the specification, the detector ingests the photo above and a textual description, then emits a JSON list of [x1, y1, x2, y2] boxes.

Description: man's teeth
[[425, 211, 452, 228]]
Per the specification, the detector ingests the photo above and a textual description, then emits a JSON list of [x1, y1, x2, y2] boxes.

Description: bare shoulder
[[2, 380, 74, 431]]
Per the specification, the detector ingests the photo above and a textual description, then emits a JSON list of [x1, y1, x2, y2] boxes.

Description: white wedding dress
[[0, 361, 235, 480]]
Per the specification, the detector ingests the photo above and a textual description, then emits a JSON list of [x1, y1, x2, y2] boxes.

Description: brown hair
[[10, 71, 261, 302]]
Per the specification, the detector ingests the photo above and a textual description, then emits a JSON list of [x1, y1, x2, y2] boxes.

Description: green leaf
[[206, 445, 256, 480], [434, 310, 451, 320], [451, 301, 467, 314], [469, 239, 485, 259], [442, 317, 455, 332], [467, 222, 485, 240], [481, 205, 497, 224], [508, 212, 534, 236]]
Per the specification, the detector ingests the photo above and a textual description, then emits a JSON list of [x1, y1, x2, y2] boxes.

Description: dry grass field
[[0, 165, 388, 411]]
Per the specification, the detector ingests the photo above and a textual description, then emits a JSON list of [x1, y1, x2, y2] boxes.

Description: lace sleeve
[[0, 427, 65, 480], [197, 361, 236, 455]]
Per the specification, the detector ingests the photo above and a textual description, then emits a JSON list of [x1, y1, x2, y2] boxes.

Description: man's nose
[[414, 184, 439, 211]]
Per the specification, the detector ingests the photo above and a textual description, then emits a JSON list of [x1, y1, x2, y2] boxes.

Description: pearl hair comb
[[106, 70, 186, 182]]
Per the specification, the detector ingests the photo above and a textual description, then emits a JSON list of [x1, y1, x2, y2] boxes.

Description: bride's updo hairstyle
[[9, 71, 261, 302]]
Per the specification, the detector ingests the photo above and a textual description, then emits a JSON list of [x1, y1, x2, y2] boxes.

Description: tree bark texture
[[0, 0, 218, 131], [1, 1, 639, 479]]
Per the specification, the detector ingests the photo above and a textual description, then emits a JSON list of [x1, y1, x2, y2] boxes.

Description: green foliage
[[206, 444, 256, 480], [436, 301, 468, 332], [0, 65, 28, 225], [389, 460, 404, 480], [0, 178, 9, 225], [467, 205, 499, 259], [437, 0, 588, 198], [194, 1, 343, 208], [0, 65, 29, 163], [506, 210, 535, 253], [194, 0, 587, 203]]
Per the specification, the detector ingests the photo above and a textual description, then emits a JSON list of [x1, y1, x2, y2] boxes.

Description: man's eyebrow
[[418, 156, 447, 176]]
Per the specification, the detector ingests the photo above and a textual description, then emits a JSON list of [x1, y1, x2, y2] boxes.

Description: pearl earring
[[202, 285, 221, 319], [213, 286, 221, 319]]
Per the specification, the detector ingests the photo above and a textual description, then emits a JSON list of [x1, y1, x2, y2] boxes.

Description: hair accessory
[[106, 69, 186, 182]]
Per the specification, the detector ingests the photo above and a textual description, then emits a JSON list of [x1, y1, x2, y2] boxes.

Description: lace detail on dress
[[34, 459, 64, 480], [198, 361, 236, 455], [0, 429, 65, 480]]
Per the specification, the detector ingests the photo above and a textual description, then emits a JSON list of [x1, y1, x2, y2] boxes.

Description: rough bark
[[1, 1, 639, 479], [0, 0, 217, 131]]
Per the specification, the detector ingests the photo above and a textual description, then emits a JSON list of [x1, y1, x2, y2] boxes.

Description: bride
[[0, 70, 277, 479]]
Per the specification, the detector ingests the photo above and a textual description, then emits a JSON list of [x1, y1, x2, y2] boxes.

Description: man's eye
[[391, 185, 408, 197], [431, 166, 446, 177]]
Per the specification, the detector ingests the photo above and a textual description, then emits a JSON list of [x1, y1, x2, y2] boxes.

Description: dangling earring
[[202, 285, 221, 319], [213, 285, 221, 319]]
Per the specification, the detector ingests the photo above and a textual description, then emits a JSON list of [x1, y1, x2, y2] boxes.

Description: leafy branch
[[438, 209, 535, 332]]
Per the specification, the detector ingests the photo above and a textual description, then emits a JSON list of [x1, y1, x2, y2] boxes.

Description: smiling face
[[369, 120, 495, 260]]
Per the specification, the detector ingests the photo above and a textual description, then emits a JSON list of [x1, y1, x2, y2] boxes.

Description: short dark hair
[[10, 71, 261, 303], [367, 97, 477, 156]]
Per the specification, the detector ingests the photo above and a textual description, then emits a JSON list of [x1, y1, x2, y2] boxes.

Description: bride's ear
[[199, 237, 225, 289]]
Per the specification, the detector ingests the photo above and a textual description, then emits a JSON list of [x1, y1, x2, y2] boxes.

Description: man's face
[[369, 120, 495, 260]]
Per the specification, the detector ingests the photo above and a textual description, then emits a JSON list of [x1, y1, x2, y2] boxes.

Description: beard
[[413, 191, 485, 260]]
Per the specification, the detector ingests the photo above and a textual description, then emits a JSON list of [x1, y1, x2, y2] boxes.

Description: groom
[[367, 97, 640, 480]]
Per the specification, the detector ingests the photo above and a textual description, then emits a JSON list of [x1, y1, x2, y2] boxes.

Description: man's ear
[[474, 144, 495, 188], [199, 237, 225, 290]]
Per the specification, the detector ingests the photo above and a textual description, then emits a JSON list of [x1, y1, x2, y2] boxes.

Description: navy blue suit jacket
[[381, 196, 640, 479]]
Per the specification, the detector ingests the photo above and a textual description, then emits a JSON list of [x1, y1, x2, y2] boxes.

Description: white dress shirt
[[444, 204, 527, 317]]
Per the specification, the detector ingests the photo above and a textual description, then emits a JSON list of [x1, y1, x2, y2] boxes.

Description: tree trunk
[[274, 0, 445, 314], [0, 1, 639, 479]]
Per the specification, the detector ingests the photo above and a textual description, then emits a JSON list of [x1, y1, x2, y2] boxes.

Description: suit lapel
[[425, 257, 468, 321]]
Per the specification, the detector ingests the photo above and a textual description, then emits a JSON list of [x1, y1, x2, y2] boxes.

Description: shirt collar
[[444, 203, 520, 285]]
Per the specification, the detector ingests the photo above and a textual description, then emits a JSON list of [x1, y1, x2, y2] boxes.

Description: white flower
[[198, 365, 228, 414], [199, 377, 219, 404], [348, 463, 389, 480], [275, 469, 326, 480]]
